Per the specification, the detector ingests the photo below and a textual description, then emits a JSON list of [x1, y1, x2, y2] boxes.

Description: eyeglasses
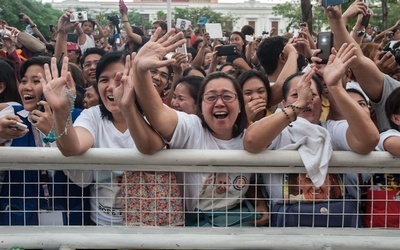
[[150, 69, 169, 80], [202, 92, 237, 104]]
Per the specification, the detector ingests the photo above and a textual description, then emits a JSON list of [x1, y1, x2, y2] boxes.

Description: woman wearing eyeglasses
[[131, 28, 269, 227]]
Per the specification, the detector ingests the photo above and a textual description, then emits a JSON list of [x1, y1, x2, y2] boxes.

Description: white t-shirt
[[71, 105, 136, 226], [376, 129, 400, 151], [169, 111, 250, 212]]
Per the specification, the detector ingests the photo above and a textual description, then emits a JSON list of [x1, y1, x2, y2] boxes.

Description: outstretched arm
[[325, 4, 384, 103], [319, 43, 379, 154], [113, 53, 165, 155], [132, 28, 186, 141], [244, 69, 316, 153], [40, 57, 93, 156]]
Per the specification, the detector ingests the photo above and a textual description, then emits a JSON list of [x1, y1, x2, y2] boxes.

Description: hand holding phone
[[216, 45, 238, 56], [317, 31, 334, 64], [321, 0, 349, 7], [361, 10, 370, 27], [119, 0, 128, 14], [9, 122, 28, 131]]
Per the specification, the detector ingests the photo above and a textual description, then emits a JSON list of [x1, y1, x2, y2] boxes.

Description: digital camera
[[70, 11, 88, 22]]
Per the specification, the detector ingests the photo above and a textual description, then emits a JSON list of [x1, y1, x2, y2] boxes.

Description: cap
[[67, 42, 80, 51]]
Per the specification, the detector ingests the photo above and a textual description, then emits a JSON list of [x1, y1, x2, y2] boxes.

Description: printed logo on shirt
[[98, 203, 122, 216], [232, 175, 248, 191]]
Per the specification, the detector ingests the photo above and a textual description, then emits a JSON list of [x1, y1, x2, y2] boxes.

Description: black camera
[[380, 43, 400, 65], [107, 15, 120, 26], [262, 31, 269, 35]]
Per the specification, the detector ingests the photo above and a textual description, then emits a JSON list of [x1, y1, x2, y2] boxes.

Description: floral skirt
[[121, 171, 184, 226]]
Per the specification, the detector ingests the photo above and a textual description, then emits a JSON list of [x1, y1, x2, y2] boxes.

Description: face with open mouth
[[283, 76, 322, 124], [201, 78, 240, 140], [18, 65, 45, 112], [97, 62, 124, 114]]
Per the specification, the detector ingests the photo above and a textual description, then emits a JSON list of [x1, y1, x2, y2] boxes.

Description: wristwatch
[[353, 27, 365, 37]]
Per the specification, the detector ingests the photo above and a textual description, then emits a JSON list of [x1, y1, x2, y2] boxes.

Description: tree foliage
[[0, 0, 62, 38], [273, 0, 399, 34], [272, 0, 302, 33]]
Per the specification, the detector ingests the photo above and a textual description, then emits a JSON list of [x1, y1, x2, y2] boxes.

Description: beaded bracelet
[[43, 87, 76, 143], [286, 104, 309, 111], [286, 105, 297, 122], [281, 108, 294, 127]]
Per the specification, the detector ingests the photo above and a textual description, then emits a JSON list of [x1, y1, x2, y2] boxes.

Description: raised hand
[[342, 0, 368, 22], [295, 68, 317, 109], [113, 53, 136, 114], [133, 27, 186, 72], [323, 43, 357, 89], [119, 0, 128, 15], [58, 11, 79, 34], [39, 57, 76, 115]]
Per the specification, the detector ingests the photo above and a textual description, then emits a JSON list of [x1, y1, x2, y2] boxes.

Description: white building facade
[[49, 0, 289, 36]]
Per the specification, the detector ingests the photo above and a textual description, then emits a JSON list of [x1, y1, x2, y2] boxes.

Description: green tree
[[157, 10, 167, 21], [272, 0, 302, 33], [0, 0, 62, 39], [173, 7, 238, 31]]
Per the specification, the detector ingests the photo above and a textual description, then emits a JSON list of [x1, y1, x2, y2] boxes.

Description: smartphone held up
[[317, 31, 334, 64]]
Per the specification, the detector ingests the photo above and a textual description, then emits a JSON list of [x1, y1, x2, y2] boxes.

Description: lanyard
[[40, 170, 52, 210]]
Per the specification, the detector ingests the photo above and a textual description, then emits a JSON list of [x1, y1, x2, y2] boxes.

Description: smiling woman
[[0, 56, 88, 226], [39, 52, 181, 226], [130, 28, 269, 227]]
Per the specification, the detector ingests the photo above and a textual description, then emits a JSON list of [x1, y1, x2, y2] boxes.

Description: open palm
[[40, 57, 76, 114], [323, 43, 357, 88]]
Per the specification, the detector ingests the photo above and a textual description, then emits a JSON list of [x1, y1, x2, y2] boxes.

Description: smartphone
[[361, 10, 370, 27], [9, 122, 28, 131], [245, 35, 254, 42], [175, 43, 188, 61], [321, 0, 349, 7], [67, 33, 78, 43], [175, 43, 187, 54], [216, 45, 238, 56], [317, 31, 334, 64], [36, 95, 46, 113]]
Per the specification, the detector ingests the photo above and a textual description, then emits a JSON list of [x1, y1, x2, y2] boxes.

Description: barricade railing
[[1, 147, 400, 250]]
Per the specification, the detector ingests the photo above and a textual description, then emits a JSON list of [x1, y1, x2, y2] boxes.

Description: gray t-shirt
[[370, 74, 400, 132]]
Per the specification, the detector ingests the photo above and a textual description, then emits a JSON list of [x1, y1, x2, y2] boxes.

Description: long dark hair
[[385, 87, 400, 130], [196, 72, 248, 138], [0, 59, 21, 103]]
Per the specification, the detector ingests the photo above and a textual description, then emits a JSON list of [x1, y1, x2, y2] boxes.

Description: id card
[[39, 211, 64, 225]]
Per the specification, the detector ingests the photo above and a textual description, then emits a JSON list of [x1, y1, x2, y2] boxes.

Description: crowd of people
[[0, 0, 399, 228]]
